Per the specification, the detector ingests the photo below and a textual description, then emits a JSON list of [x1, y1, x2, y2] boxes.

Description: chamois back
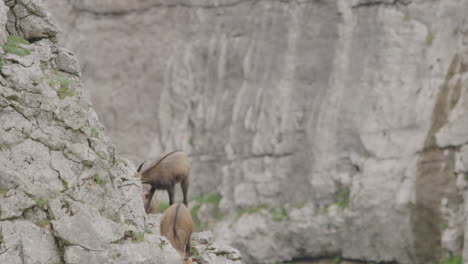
[[160, 203, 194, 263]]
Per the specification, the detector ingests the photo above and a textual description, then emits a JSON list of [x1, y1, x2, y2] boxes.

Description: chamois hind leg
[[167, 186, 175, 205], [185, 234, 192, 256], [181, 178, 189, 206]]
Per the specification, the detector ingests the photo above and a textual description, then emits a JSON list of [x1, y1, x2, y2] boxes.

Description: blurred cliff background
[[40, 0, 468, 263]]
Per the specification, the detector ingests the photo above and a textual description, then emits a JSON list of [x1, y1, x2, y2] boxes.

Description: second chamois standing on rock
[[160, 203, 194, 264], [137, 150, 190, 213]]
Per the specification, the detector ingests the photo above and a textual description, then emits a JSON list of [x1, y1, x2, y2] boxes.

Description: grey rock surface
[[0, 1, 243, 264], [43, 0, 468, 263]]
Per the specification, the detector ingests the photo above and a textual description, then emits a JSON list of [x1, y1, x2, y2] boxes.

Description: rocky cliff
[[44, 0, 468, 263], [0, 1, 241, 263]]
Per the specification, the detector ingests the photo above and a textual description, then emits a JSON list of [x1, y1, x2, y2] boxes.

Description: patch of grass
[[440, 256, 462, 264], [426, 31, 435, 46], [193, 193, 222, 205], [93, 174, 103, 185], [35, 199, 47, 209], [131, 232, 145, 243], [3, 36, 30, 56], [335, 185, 350, 209], [188, 138, 193, 146], [35, 219, 50, 228], [464, 172, 468, 182], [39, 61, 48, 71], [236, 204, 269, 219], [48, 73, 76, 99], [57, 247, 64, 259], [453, 27, 460, 36], [57, 86, 76, 99], [90, 127, 98, 138], [0, 58, 3, 70], [331, 256, 341, 264], [60, 178, 69, 189], [269, 207, 288, 222], [190, 193, 223, 231], [157, 201, 170, 213], [143, 227, 153, 234], [96, 152, 106, 160]]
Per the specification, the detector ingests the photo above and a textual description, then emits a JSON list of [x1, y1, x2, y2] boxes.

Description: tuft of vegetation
[[0, 232, 3, 244], [131, 232, 145, 243], [157, 201, 170, 213], [35, 219, 50, 228], [143, 227, 153, 234], [159, 238, 167, 249], [35, 199, 47, 209], [426, 31, 435, 46], [90, 127, 98, 138], [236, 204, 268, 219], [269, 207, 288, 222], [96, 152, 106, 160], [335, 185, 350, 209], [440, 256, 462, 264], [191, 193, 223, 231], [236, 204, 288, 222], [0, 58, 3, 70], [39, 61, 48, 71], [93, 174, 103, 185], [331, 256, 341, 264], [453, 27, 460, 36], [464, 172, 468, 182], [3, 36, 31, 56], [60, 178, 69, 189], [48, 73, 76, 99], [190, 244, 202, 263]]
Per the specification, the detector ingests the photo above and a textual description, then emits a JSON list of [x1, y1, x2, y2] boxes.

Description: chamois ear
[[137, 161, 145, 173]]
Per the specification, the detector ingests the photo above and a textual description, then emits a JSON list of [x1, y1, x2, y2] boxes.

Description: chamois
[[137, 150, 190, 214], [160, 203, 194, 264]]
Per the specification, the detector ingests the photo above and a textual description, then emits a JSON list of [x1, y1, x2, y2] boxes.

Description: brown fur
[[137, 150, 190, 213], [160, 204, 194, 264], [141, 184, 158, 214]]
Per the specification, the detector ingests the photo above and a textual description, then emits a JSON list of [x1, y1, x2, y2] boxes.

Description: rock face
[[43, 0, 468, 263], [0, 1, 242, 264]]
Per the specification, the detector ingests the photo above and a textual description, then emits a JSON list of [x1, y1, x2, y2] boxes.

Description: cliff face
[[44, 0, 468, 263], [0, 1, 241, 263]]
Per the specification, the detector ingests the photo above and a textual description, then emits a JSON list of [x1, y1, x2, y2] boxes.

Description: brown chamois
[[137, 150, 190, 214], [160, 203, 194, 264]]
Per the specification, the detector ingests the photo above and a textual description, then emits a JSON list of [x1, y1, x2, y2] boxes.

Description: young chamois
[[137, 150, 190, 214], [160, 203, 194, 264]]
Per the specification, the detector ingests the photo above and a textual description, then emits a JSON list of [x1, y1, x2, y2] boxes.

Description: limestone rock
[[42, 0, 468, 263], [0, 191, 35, 220], [0, 0, 241, 263]]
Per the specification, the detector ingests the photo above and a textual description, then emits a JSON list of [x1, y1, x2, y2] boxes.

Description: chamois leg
[[181, 178, 189, 206], [185, 234, 192, 256], [145, 186, 156, 214], [167, 186, 175, 205]]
